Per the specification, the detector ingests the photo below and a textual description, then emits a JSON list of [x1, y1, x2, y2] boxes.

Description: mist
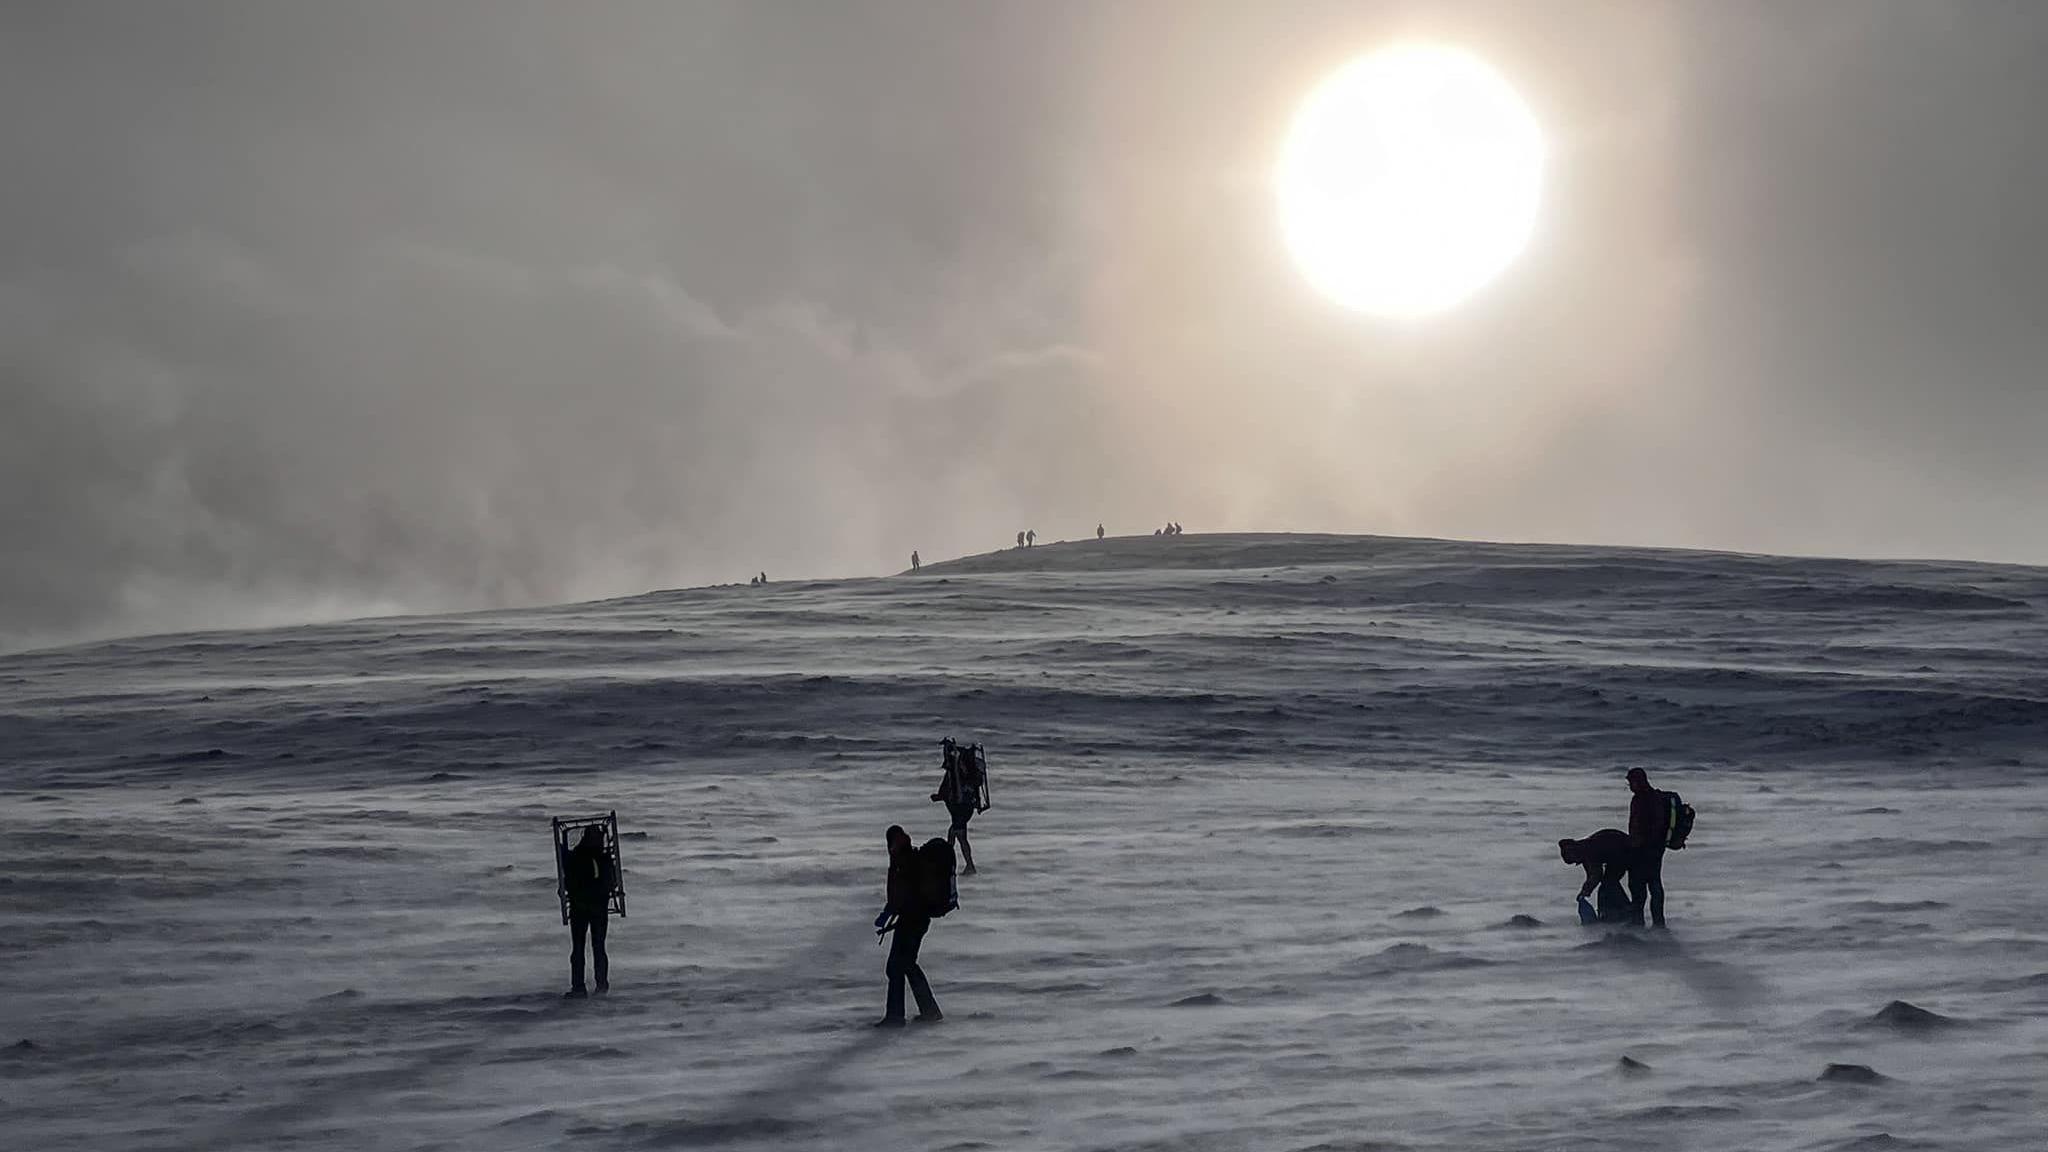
[[6, 0, 2048, 647]]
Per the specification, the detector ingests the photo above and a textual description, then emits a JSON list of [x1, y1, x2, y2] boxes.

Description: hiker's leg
[[899, 918, 938, 1016], [569, 913, 589, 989], [1645, 851, 1666, 926], [908, 963, 938, 1017], [591, 912, 609, 987], [884, 925, 912, 1020], [949, 804, 976, 872]]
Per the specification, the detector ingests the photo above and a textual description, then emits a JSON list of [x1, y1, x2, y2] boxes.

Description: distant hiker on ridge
[[930, 739, 986, 875], [563, 825, 613, 997], [1017, 531, 1026, 549], [1096, 523, 1104, 540], [1027, 529, 1036, 547], [1559, 829, 1633, 924], [874, 825, 951, 1027], [911, 551, 920, 572]]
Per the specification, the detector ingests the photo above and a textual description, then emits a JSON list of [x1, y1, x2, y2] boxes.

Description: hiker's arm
[[1577, 864, 1601, 901]]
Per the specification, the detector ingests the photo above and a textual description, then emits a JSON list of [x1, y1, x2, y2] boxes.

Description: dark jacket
[[565, 840, 613, 913], [1574, 829, 1631, 899], [1629, 790, 1670, 851], [935, 763, 980, 808], [887, 852, 927, 922]]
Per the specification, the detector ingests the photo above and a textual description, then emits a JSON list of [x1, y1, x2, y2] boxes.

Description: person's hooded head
[[577, 825, 605, 851], [1558, 838, 1582, 865], [886, 825, 913, 858], [1626, 767, 1652, 795]]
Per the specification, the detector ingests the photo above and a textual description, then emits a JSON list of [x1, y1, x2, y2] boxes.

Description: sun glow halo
[[1278, 44, 1544, 318]]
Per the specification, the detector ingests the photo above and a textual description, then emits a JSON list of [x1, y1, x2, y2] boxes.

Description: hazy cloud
[[4, 1, 2047, 646]]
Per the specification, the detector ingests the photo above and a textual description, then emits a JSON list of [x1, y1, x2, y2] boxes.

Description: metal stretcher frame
[[552, 810, 626, 925]]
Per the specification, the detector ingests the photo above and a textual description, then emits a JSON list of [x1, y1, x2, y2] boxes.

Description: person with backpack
[[562, 825, 614, 997], [1626, 768, 1677, 927], [873, 824, 948, 1027], [1559, 829, 1634, 924], [930, 741, 984, 875]]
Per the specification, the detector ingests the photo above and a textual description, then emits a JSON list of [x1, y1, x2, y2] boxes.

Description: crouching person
[[1559, 829, 1634, 925]]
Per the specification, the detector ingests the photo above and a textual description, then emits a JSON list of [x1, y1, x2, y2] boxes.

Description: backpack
[[961, 744, 989, 810], [916, 838, 958, 918], [1663, 791, 1696, 850], [942, 739, 991, 811]]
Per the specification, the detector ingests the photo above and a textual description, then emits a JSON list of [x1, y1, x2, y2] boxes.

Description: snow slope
[[2, 532, 2045, 1151]]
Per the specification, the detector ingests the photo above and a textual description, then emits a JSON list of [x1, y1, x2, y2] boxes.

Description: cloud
[[0, 227, 1108, 647], [5, 1, 2048, 647]]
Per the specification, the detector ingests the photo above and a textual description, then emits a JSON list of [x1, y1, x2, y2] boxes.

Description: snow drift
[[2, 533, 2044, 1150]]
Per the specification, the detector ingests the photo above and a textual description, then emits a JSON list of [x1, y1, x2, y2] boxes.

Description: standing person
[[1626, 768, 1669, 928], [1559, 829, 1633, 923], [873, 826, 942, 1027], [931, 742, 982, 874], [1096, 523, 1104, 539], [1017, 531, 1026, 548], [1026, 529, 1036, 547], [911, 550, 920, 571], [563, 825, 613, 997]]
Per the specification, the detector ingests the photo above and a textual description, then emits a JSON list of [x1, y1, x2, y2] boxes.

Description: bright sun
[[1277, 44, 1544, 319]]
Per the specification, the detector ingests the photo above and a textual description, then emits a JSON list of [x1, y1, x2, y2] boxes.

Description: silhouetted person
[[563, 825, 613, 997], [1560, 829, 1633, 923], [931, 744, 982, 875], [873, 825, 941, 1026], [1017, 531, 1026, 548], [1096, 523, 1105, 540], [1626, 768, 1669, 927], [911, 550, 920, 571], [1027, 529, 1036, 547], [759, 571, 768, 585]]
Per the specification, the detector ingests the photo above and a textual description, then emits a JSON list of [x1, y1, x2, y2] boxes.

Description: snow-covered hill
[[3, 533, 2044, 1150]]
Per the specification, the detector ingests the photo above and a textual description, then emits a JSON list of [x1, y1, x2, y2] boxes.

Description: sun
[[1277, 44, 1544, 319]]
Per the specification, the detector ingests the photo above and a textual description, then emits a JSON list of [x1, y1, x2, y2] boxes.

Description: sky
[[5, 0, 2047, 647]]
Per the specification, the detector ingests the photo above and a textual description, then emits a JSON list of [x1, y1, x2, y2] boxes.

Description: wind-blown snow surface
[[3, 533, 2046, 1151]]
